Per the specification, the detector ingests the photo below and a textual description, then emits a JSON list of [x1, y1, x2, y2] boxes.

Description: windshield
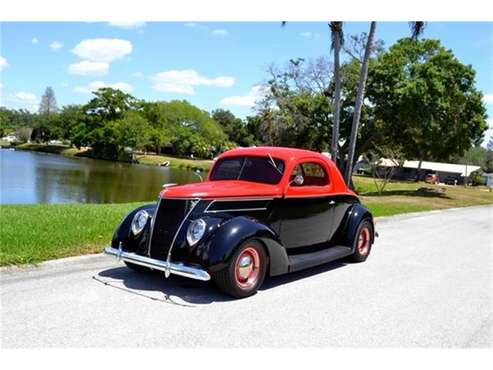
[[210, 156, 285, 185]]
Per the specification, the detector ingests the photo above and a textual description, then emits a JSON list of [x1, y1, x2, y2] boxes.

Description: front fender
[[203, 216, 289, 277], [111, 203, 156, 251]]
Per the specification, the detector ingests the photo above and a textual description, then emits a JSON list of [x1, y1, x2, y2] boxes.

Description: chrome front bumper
[[104, 247, 211, 281]]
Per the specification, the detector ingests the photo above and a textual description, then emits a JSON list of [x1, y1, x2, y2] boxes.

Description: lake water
[[0, 149, 201, 204]]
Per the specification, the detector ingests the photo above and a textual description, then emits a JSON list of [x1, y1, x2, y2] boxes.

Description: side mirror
[[292, 174, 304, 186]]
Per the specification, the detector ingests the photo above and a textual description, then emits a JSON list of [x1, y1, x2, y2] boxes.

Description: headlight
[[186, 218, 207, 246], [131, 210, 149, 235]]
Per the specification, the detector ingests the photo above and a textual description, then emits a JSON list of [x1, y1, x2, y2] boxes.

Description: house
[[377, 159, 481, 184]]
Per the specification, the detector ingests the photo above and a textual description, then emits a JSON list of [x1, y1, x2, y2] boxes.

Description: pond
[[0, 149, 202, 204]]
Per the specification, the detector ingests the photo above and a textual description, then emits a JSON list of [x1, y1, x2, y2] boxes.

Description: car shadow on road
[[96, 260, 348, 306]]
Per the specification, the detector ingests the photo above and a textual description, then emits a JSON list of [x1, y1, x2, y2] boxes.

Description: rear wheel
[[124, 261, 152, 273], [214, 240, 267, 298], [349, 219, 373, 262]]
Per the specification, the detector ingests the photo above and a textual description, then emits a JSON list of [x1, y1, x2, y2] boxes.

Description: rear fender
[[333, 203, 374, 251]]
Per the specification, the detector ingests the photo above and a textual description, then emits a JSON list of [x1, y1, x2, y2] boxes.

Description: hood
[[161, 180, 283, 199]]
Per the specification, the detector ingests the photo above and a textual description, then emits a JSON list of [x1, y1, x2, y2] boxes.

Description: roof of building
[[379, 159, 480, 177]]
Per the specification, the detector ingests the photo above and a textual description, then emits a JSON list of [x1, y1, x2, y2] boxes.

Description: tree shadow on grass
[[363, 187, 452, 199], [96, 259, 348, 306]]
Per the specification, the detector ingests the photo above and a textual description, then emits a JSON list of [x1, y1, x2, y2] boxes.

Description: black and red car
[[105, 146, 375, 298]]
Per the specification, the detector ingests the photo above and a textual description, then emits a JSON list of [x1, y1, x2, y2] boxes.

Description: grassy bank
[[2, 179, 492, 266], [136, 154, 213, 171], [14, 143, 214, 171], [0, 203, 144, 266]]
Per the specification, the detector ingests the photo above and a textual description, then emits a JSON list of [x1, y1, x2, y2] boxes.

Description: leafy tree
[[212, 109, 257, 147], [368, 38, 488, 169], [56, 105, 85, 145], [113, 111, 151, 151], [39, 87, 59, 115], [256, 58, 332, 151]]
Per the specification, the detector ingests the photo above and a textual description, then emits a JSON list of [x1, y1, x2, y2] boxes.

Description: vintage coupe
[[104, 147, 375, 298]]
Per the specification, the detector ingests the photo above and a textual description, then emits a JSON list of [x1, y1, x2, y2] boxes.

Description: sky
[[0, 21, 492, 144]]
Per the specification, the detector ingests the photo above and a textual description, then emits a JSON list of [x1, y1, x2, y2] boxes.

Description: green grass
[[0, 203, 144, 266], [136, 154, 213, 171]]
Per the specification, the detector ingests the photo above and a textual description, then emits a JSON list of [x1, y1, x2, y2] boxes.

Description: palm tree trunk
[[344, 21, 377, 185], [331, 28, 342, 166]]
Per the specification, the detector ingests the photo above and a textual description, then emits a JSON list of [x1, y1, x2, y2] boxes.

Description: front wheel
[[348, 219, 373, 262], [214, 240, 267, 299]]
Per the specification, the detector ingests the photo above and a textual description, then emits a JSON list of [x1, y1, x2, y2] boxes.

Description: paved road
[[1, 206, 492, 347]]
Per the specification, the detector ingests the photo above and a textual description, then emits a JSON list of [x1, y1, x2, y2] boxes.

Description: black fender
[[333, 203, 374, 251], [203, 216, 290, 277], [111, 203, 156, 251]]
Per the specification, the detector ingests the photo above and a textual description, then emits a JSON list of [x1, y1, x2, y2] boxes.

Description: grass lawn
[[354, 175, 493, 216], [1, 176, 491, 267], [0, 203, 143, 266], [136, 154, 213, 171]]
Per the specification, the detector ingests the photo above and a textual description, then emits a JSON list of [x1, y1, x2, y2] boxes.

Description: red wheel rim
[[358, 227, 370, 255], [235, 247, 261, 290]]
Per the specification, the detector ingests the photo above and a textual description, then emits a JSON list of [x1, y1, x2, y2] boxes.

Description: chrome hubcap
[[358, 227, 370, 255], [235, 247, 261, 290]]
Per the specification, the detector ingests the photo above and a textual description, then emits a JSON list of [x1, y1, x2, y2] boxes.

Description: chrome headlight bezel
[[131, 210, 149, 235], [186, 218, 207, 246]]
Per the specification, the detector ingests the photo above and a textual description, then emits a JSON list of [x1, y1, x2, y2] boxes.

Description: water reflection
[[0, 149, 201, 204]]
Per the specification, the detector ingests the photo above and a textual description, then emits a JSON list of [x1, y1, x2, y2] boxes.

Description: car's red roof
[[219, 146, 325, 162]]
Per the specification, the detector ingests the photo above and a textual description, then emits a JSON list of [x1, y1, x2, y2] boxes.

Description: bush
[[470, 169, 485, 186]]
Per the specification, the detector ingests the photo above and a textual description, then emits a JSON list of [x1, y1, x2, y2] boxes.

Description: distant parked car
[[105, 146, 376, 298], [425, 173, 440, 184], [443, 176, 458, 185]]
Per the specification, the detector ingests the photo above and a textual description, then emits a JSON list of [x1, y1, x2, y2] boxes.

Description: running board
[[288, 246, 353, 272]]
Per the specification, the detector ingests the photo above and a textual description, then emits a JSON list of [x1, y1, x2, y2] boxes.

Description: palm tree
[[344, 21, 427, 186], [344, 21, 377, 184], [329, 22, 343, 166]]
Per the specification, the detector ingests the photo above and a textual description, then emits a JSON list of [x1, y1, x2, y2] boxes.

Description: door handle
[[329, 200, 336, 205]]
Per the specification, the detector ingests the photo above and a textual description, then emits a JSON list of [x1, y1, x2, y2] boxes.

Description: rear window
[[211, 156, 285, 185]]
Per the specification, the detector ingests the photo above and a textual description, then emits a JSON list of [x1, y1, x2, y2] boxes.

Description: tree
[[329, 22, 343, 165], [368, 38, 488, 167], [212, 109, 257, 147], [256, 58, 332, 151], [38, 87, 58, 115], [344, 21, 377, 184]]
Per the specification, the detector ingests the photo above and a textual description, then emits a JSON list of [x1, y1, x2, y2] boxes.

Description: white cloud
[[31, 37, 39, 44], [1, 91, 39, 111], [74, 81, 133, 94], [0, 56, 9, 71], [68, 61, 109, 76], [50, 41, 64, 51], [211, 29, 228, 36], [300, 31, 320, 39], [483, 94, 493, 105], [220, 85, 268, 107], [184, 22, 197, 28], [153, 70, 235, 95], [72, 38, 132, 62], [132, 71, 144, 78], [107, 21, 145, 29]]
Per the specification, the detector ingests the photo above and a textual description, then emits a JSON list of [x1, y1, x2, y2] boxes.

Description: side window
[[290, 162, 329, 187]]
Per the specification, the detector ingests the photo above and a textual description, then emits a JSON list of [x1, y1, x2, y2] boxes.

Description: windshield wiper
[[267, 153, 283, 175]]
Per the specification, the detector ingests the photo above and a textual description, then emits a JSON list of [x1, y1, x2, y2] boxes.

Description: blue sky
[[1, 21, 492, 143]]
